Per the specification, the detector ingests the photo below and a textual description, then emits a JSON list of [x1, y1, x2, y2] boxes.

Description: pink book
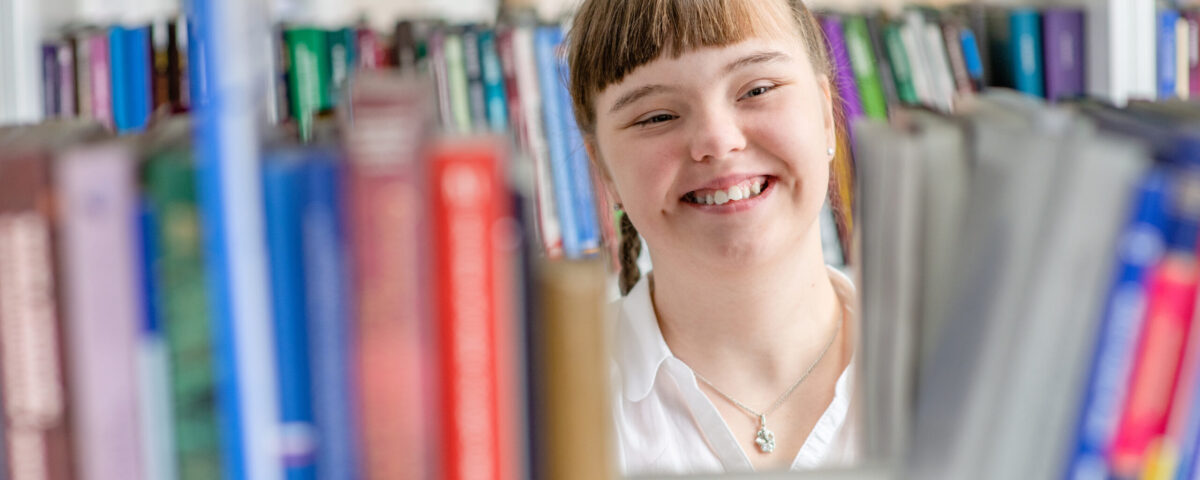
[[56, 143, 144, 480], [87, 34, 113, 129], [1110, 253, 1200, 476]]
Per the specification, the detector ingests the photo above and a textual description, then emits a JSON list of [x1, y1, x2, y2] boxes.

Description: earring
[[827, 147, 836, 157]]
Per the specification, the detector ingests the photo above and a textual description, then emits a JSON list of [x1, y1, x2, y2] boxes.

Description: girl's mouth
[[682, 176, 771, 206]]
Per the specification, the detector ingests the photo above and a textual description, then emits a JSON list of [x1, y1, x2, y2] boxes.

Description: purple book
[[42, 43, 61, 117], [1043, 8, 1086, 102], [820, 15, 865, 127], [57, 142, 145, 480]]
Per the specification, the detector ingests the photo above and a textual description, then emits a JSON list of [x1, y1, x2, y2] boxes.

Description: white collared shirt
[[610, 266, 859, 475]]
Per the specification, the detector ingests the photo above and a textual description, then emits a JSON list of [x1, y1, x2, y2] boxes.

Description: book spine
[[301, 156, 357, 480], [1065, 169, 1170, 480], [394, 21, 418, 71], [1178, 18, 1190, 100], [1042, 9, 1086, 102], [883, 24, 920, 104], [42, 43, 60, 118], [87, 33, 113, 129], [145, 153, 221, 480], [899, 22, 934, 107], [0, 154, 74, 480], [57, 44, 75, 117], [345, 73, 432, 479], [57, 144, 144, 480], [1160, 9, 1181, 100], [1010, 9, 1045, 98], [864, 13, 901, 109], [192, 0, 282, 477], [535, 260, 614, 480], [444, 32, 473, 134], [497, 29, 525, 149], [109, 27, 129, 131], [843, 15, 888, 120], [355, 28, 385, 70], [327, 28, 354, 105], [940, 23, 973, 97], [959, 27, 985, 91], [153, 19, 171, 112], [428, 29, 457, 133], [285, 28, 332, 143], [480, 29, 509, 133], [554, 45, 601, 256], [126, 26, 152, 132], [431, 139, 509, 480], [134, 199, 176, 480], [73, 35, 93, 120], [513, 26, 563, 258], [463, 27, 488, 132], [535, 26, 582, 259], [1187, 12, 1200, 96], [821, 15, 865, 122], [262, 152, 317, 480], [920, 18, 957, 112]]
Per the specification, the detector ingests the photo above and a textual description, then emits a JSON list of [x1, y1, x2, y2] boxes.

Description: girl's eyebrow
[[609, 84, 678, 115], [723, 50, 790, 75], [607, 51, 790, 116]]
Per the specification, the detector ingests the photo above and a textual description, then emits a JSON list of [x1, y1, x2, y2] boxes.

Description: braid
[[618, 212, 642, 295]]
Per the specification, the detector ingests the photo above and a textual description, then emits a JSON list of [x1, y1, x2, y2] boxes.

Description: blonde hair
[[566, 0, 841, 294]]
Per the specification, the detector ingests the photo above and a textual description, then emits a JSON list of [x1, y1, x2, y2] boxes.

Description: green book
[[144, 150, 221, 480], [327, 28, 356, 105], [443, 31, 473, 134], [843, 15, 888, 120], [883, 24, 920, 105], [284, 27, 333, 142]]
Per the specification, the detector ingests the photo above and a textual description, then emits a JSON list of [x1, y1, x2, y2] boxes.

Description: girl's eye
[[743, 85, 775, 99], [635, 113, 677, 126]]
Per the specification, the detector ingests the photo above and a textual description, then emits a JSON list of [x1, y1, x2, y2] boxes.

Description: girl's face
[[590, 34, 836, 269]]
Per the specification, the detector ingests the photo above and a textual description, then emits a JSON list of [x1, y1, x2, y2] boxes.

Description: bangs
[[568, 0, 824, 134]]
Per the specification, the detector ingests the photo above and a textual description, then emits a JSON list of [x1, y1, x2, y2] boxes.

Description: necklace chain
[[692, 311, 842, 422]]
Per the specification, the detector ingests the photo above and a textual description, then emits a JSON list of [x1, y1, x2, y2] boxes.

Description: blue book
[[1009, 9, 1045, 98], [191, 0, 282, 479], [1063, 168, 1170, 480], [535, 26, 582, 258], [110, 26, 152, 133], [301, 154, 358, 480], [555, 50, 601, 255], [262, 150, 316, 480], [959, 27, 985, 90], [1159, 9, 1179, 100], [479, 29, 510, 133]]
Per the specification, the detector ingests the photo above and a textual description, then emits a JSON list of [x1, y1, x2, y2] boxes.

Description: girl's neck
[[648, 224, 842, 390]]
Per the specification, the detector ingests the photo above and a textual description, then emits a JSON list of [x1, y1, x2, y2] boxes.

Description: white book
[[512, 24, 564, 258], [0, 0, 44, 125], [899, 20, 935, 109], [921, 20, 956, 112], [1131, 0, 1157, 101]]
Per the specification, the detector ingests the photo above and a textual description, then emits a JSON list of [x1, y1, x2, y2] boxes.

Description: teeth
[[729, 186, 743, 201], [687, 178, 769, 205], [705, 193, 714, 205], [714, 190, 729, 205]]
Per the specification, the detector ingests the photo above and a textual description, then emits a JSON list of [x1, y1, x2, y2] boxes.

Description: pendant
[[755, 415, 776, 453]]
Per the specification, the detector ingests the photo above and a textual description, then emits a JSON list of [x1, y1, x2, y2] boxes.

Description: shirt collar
[[614, 266, 858, 404], [615, 273, 672, 402]]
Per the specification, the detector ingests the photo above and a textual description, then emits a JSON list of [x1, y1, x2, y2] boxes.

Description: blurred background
[[4, 0, 1200, 479]]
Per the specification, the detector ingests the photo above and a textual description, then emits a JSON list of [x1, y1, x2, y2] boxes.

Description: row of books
[[0, 73, 614, 480], [855, 89, 1200, 480]]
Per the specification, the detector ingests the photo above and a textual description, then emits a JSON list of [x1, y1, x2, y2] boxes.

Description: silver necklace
[[692, 314, 842, 454]]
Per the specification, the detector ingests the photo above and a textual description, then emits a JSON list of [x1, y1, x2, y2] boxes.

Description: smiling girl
[[566, 0, 858, 474]]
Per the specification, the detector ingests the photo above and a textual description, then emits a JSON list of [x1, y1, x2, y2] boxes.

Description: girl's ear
[[585, 136, 624, 206]]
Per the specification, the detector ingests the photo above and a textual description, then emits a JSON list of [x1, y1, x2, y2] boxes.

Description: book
[[110, 26, 152, 133], [882, 23, 920, 105], [144, 145, 221, 480], [939, 20, 972, 98], [42, 43, 61, 117], [190, 1, 282, 477], [842, 15, 887, 120], [821, 15, 865, 122], [1043, 8, 1086, 102], [134, 196, 175, 480], [57, 141, 145, 480], [1085, 0, 1136, 105], [463, 26, 488, 132], [912, 9, 957, 112], [479, 29, 509, 133], [343, 72, 433, 480], [1186, 11, 1200, 96], [532, 259, 614, 480], [284, 28, 332, 142], [864, 12, 901, 110], [300, 151, 357, 480], [443, 30, 473, 134], [261, 148, 317, 480], [995, 8, 1045, 98], [534, 25, 583, 259], [326, 28, 354, 105], [1178, 16, 1191, 100], [510, 24, 563, 258], [84, 30, 113, 129], [553, 39, 602, 257], [1160, 9, 1180, 100], [958, 27, 985, 92], [430, 138, 518, 480]]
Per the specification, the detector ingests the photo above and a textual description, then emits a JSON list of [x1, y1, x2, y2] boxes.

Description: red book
[[85, 33, 113, 130], [355, 28, 387, 70], [0, 147, 74, 480], [430, 138, 518, 480], [345, 73, 433, 479], [1110, 253, 1200, 476]]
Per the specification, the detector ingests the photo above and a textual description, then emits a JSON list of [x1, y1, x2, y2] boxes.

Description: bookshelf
[[5, 0, 1200, 479]]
